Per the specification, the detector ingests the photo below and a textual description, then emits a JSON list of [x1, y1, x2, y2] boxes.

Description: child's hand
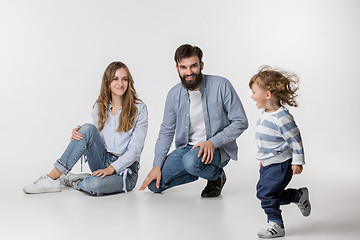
[[292, 165, 303, 175]]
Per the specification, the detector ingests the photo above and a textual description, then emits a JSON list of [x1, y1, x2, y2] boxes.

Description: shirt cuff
[[291, 154, 305, 165]]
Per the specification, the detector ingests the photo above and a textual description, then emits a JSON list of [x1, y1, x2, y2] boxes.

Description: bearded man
[[140, 44, 248, 197]]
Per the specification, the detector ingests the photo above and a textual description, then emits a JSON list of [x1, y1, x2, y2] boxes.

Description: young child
[[249, 66, 310, 238]]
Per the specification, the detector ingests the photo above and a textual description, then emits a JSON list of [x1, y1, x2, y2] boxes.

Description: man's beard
[[179, 72, 203, 90]]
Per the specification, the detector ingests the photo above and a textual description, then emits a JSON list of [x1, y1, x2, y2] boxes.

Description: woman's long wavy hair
[[249, 65, 299, 107], [94, 61, 141, 132]]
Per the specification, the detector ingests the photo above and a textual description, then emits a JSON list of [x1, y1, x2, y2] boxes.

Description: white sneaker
[[296, 187, 311, 217], [23, 175, 61, 194], [60, 172, 91, 187], [257, 221, 285, 238]]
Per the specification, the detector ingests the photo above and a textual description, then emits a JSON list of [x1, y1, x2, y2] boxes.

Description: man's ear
[[200, 61, 204, 70]]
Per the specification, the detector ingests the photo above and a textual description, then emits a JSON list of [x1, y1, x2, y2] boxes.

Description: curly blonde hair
[[249, 65, 299, 107], [94, 61, 141, 132]]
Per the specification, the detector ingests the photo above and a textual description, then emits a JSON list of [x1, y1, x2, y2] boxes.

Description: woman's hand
[[70, 125, 82, 141], [92, 166, 116, 178]]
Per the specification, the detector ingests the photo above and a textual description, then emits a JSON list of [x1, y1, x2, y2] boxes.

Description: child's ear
[[265, 91, 272, 99]]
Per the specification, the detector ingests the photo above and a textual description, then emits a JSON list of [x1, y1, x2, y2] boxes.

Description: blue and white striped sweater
[[255, 106, 305, 166]]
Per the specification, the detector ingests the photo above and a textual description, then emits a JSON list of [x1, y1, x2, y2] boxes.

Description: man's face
[[176, 55, 204, 90]]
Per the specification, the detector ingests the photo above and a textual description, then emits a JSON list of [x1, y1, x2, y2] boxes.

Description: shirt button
[[187, 101, 190, 104], [186, 126, 188, 128], [186, 114, 189, 116]]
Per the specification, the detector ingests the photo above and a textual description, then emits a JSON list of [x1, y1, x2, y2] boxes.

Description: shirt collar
[[198, 74, 206, 94], [108, 101, 122, 112]]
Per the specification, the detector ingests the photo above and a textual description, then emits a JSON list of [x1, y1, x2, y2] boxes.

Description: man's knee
[[182, 149, 202, 175]]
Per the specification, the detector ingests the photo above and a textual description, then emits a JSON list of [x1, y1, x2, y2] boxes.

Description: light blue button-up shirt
[[153, 74, 248, 167], [92, 102, 148, 174]]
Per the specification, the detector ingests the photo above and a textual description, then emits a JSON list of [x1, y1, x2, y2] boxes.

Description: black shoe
[[201, 171, 227, 198]]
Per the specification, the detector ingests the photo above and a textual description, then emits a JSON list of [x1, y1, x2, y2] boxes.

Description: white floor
[[2, 160, 360, 240]]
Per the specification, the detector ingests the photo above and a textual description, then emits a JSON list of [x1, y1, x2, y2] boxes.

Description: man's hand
[[292, 165, 303, 175], [191, 140, 215, 165], [92, 165, 115, 178], [139, 166, 161, 190]]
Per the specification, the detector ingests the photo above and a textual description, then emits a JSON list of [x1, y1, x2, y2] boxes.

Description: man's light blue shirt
[[153, 74, 248, 167], [92, 102, 148, 174]]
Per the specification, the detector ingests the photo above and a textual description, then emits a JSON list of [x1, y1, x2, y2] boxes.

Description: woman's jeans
[[148, 145, 229, 193], [54, 123, 138, 196]]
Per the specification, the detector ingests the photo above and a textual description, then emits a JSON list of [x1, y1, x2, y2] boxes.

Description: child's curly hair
[[249, 65, 299, 107]]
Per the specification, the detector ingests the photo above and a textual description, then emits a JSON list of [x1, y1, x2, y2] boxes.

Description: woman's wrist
[[107, 165, 116, 174]]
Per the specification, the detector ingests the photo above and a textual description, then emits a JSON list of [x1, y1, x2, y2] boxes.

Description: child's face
[[251, 81, 268, 109]]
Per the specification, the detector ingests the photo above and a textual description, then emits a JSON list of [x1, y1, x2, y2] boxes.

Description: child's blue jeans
[[54, 123, 138, 196], [256, 159, 300, 225]]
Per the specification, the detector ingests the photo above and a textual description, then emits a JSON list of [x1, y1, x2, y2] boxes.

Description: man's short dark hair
[[174, 44, 203, 66]]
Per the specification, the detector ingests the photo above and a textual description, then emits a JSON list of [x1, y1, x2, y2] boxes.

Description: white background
[[1, 0, 360, 239]]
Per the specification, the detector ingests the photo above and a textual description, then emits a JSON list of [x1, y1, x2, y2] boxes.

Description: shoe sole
[[23, 188, 61, 194], [257, 233, 285, 238]]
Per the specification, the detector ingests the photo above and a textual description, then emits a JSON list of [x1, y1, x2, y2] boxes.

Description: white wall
[[1, 0, 359, 172]]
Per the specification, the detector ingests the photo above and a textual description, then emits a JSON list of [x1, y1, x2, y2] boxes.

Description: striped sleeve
[[277, 111, 305, 165]]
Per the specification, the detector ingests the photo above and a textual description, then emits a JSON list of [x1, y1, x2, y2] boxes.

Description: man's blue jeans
[[148, 145, 229, 193], [54, 123, 138, 196]]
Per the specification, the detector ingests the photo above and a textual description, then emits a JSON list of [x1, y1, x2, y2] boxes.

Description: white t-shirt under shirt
[[188, 90, 206, 145]]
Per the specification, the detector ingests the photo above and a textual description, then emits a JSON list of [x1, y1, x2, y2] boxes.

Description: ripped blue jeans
[[54, 123, 138, 196], [148, 145, 229, 193]]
